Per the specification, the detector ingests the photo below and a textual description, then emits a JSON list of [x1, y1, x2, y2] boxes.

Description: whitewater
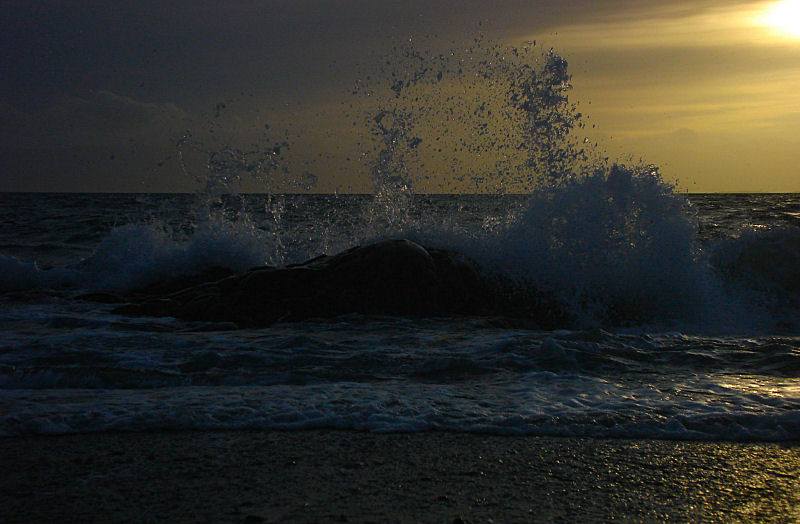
[[1, 42, 799, 440]]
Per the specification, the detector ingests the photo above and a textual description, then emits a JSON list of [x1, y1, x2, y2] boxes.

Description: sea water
[[1, 41, 799, 440], [1, 191, 799, 440]]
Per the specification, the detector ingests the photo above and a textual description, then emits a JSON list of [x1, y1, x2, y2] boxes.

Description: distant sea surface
[[1, 191, 799, 440]]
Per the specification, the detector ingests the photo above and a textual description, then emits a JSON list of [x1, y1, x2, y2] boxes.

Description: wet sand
[[2, 430, 799, 522]]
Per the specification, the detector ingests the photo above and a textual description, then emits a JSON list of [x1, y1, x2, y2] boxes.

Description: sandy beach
[[2, 430, 799, 522]]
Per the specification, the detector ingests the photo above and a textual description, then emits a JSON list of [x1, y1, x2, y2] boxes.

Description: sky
[[1, 0, 799, 193]]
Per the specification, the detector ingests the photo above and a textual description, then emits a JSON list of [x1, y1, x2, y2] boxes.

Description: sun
[[758, 0, 800, 38]]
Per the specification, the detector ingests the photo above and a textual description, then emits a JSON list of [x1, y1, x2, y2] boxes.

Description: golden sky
[[551, 0, 800, 192], [1, 0, 798, 192]]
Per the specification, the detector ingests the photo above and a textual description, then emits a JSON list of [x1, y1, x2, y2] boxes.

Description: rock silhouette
[[110, 239, 570, 329]]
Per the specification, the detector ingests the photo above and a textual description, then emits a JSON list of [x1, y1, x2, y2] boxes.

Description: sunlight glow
[[758, 0, 800, 38]]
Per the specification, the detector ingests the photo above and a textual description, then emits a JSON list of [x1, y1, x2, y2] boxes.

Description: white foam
[[2, 375, 798, 440]]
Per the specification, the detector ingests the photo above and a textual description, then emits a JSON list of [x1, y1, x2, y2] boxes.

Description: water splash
[[353, 37, 590, 198], [470, 164, 710, 326], [171, 110, 327, 267], [159, 38, 596, 253]]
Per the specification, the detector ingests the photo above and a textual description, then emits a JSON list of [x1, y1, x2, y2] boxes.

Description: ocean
[[2, 189, 799, 440]]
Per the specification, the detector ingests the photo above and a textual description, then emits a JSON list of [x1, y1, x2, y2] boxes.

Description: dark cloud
[[2, 90, 187, 149], [49, 91, 187, 141], [1, 0, 623, 104]]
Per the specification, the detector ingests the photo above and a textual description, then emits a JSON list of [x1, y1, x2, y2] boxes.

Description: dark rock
[[75, 291, 126, 304], [129, 266, 236, 297], [493, 278, 574, 330], [111, 239, 570, 328]]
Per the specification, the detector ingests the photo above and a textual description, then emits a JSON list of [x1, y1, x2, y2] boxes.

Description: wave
[[3, 190, 800, 332], [449, 165, 712, 327], [0, 215, 277, 293], [3, 379, 798, 439], [711, 225, 800, 298], [76, 218, 275, 291]]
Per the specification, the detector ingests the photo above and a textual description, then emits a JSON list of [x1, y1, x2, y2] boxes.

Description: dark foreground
[[2, 431, 799, 523]]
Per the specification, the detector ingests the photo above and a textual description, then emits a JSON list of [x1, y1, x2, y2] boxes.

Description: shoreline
[[2, 430, 799, 522]]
